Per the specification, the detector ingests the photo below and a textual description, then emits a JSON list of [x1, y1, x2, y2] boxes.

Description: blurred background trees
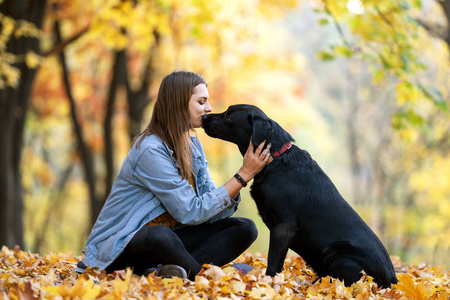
[[1, 0, 449, 268]]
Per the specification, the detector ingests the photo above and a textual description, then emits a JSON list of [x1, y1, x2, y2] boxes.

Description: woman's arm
[[134, 143, 236, 225], [134, 138, 270, 225]]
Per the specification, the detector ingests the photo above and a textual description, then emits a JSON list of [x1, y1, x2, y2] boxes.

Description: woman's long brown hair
[[133, 71, 207, 180]]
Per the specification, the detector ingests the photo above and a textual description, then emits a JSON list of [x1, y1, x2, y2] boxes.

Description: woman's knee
[[234, 217, 258, 242]]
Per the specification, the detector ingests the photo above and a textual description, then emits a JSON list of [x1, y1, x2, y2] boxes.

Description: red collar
[[271, 143, 292, 158]]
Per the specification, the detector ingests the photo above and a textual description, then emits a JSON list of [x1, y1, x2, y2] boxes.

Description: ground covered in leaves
[[0, 246, 449, 299]]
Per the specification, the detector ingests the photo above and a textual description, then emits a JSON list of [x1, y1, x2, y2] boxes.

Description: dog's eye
[[225, 112, 232, 121]]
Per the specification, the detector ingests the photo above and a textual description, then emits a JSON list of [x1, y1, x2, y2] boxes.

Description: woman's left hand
[[238, 139, 272, 182]]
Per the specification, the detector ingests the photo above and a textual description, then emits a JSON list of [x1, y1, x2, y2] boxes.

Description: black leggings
[[105, 217, 258, 280]]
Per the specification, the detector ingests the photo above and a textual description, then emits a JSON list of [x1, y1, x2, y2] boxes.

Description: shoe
[[74, 261, 87, 274], [230, 263, 253, 275], [144, 264, 187, 279]]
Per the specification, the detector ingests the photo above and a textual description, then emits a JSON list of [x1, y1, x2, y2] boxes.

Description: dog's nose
[[201, 114, 209, 128]]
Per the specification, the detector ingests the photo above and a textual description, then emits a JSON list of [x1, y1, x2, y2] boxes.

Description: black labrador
[[202, 104, 398, 288]]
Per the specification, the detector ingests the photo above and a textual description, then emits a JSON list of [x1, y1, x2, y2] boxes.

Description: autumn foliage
[[1, 246, 449, 299], [1, 0, 449, 283]]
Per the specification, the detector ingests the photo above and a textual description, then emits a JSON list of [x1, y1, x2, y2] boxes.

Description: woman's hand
[[223, 139, 271, 199], [238, 139, 272, 182]]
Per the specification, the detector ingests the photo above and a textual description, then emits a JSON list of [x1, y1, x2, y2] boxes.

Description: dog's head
[[202, 104, 294, 156]]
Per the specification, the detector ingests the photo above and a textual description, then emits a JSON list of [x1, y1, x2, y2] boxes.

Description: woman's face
[[189, 83, 212, 128]]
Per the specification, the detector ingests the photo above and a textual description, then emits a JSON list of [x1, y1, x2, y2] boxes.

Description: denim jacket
[[79, 134, 240, 271]]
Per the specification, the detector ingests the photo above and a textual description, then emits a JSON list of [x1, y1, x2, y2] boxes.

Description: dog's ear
[[250, 114, 273, 147]]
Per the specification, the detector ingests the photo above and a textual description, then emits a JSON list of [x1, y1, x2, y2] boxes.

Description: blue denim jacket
[[80, 134, 240, 271]]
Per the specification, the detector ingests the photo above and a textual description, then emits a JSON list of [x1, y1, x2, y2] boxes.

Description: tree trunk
[[0, 0, 47, 248], [439, 0, 450, 49], [103, 50, 127, 205], [54, 20, 103, 228], [127, 31, 160, 141]]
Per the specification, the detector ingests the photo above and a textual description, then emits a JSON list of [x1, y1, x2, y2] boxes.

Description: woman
[[76, 71, 271, 280]]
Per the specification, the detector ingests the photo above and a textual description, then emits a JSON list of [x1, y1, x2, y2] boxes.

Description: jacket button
[[203, 174, 207, 179]]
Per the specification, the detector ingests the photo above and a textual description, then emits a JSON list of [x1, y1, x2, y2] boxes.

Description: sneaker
[[144, 264, 187, 279], [230, 263, 254, 275], [74, 261, 87, 274]]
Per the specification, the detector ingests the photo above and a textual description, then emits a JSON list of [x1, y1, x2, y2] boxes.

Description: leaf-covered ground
[[0, 246, 449, 299]]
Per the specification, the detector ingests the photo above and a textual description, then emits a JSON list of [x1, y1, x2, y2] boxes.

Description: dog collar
[[267, 142, 292, 164], [272, 143, 292, 158]]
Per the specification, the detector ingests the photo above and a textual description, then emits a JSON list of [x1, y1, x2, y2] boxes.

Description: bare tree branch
[[42, 25, 90, 57], [438, 0, 450, 48]]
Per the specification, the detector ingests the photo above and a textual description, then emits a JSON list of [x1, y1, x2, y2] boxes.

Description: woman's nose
[[205, 102, 212, 113]]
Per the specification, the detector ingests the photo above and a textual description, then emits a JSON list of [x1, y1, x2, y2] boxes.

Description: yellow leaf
[[248, 287, 265, 298], [82, 281, 102, 300], [25, 51, 41, 69], [222, 266, 238, 274], [43, 285, 65, 297], [111, 268, 132, 296], [395, 273, 427, 300], [1, 62, 20, 88], [249, 286, 277, 298], [1, 16, 15, 37], [43, 278, 101, 299], [231, 281, 246, 295], [194, 275, 210, 291], [163, 276, 184, 289], [334, 45, 353, 57]]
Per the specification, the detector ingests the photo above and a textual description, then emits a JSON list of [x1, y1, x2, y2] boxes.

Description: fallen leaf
[[395, 273, 428, 300], [202, 265, 226, 281], [0, 247, 449, 299]]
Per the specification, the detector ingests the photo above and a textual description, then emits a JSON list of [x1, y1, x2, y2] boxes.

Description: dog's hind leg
[[266, 222, 296, 276], [325, 257, 364, 286]]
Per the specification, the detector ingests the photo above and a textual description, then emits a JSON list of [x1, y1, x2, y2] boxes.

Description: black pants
[[105, 217, 258, 280]]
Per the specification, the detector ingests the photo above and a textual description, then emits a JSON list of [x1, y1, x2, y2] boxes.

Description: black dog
[[202, 104, 398, 287]]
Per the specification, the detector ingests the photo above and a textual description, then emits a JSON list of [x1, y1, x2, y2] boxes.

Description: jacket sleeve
[[134, 145, 238, 225], [206, 193, 241, 223], [193, 138, 241, 223]]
